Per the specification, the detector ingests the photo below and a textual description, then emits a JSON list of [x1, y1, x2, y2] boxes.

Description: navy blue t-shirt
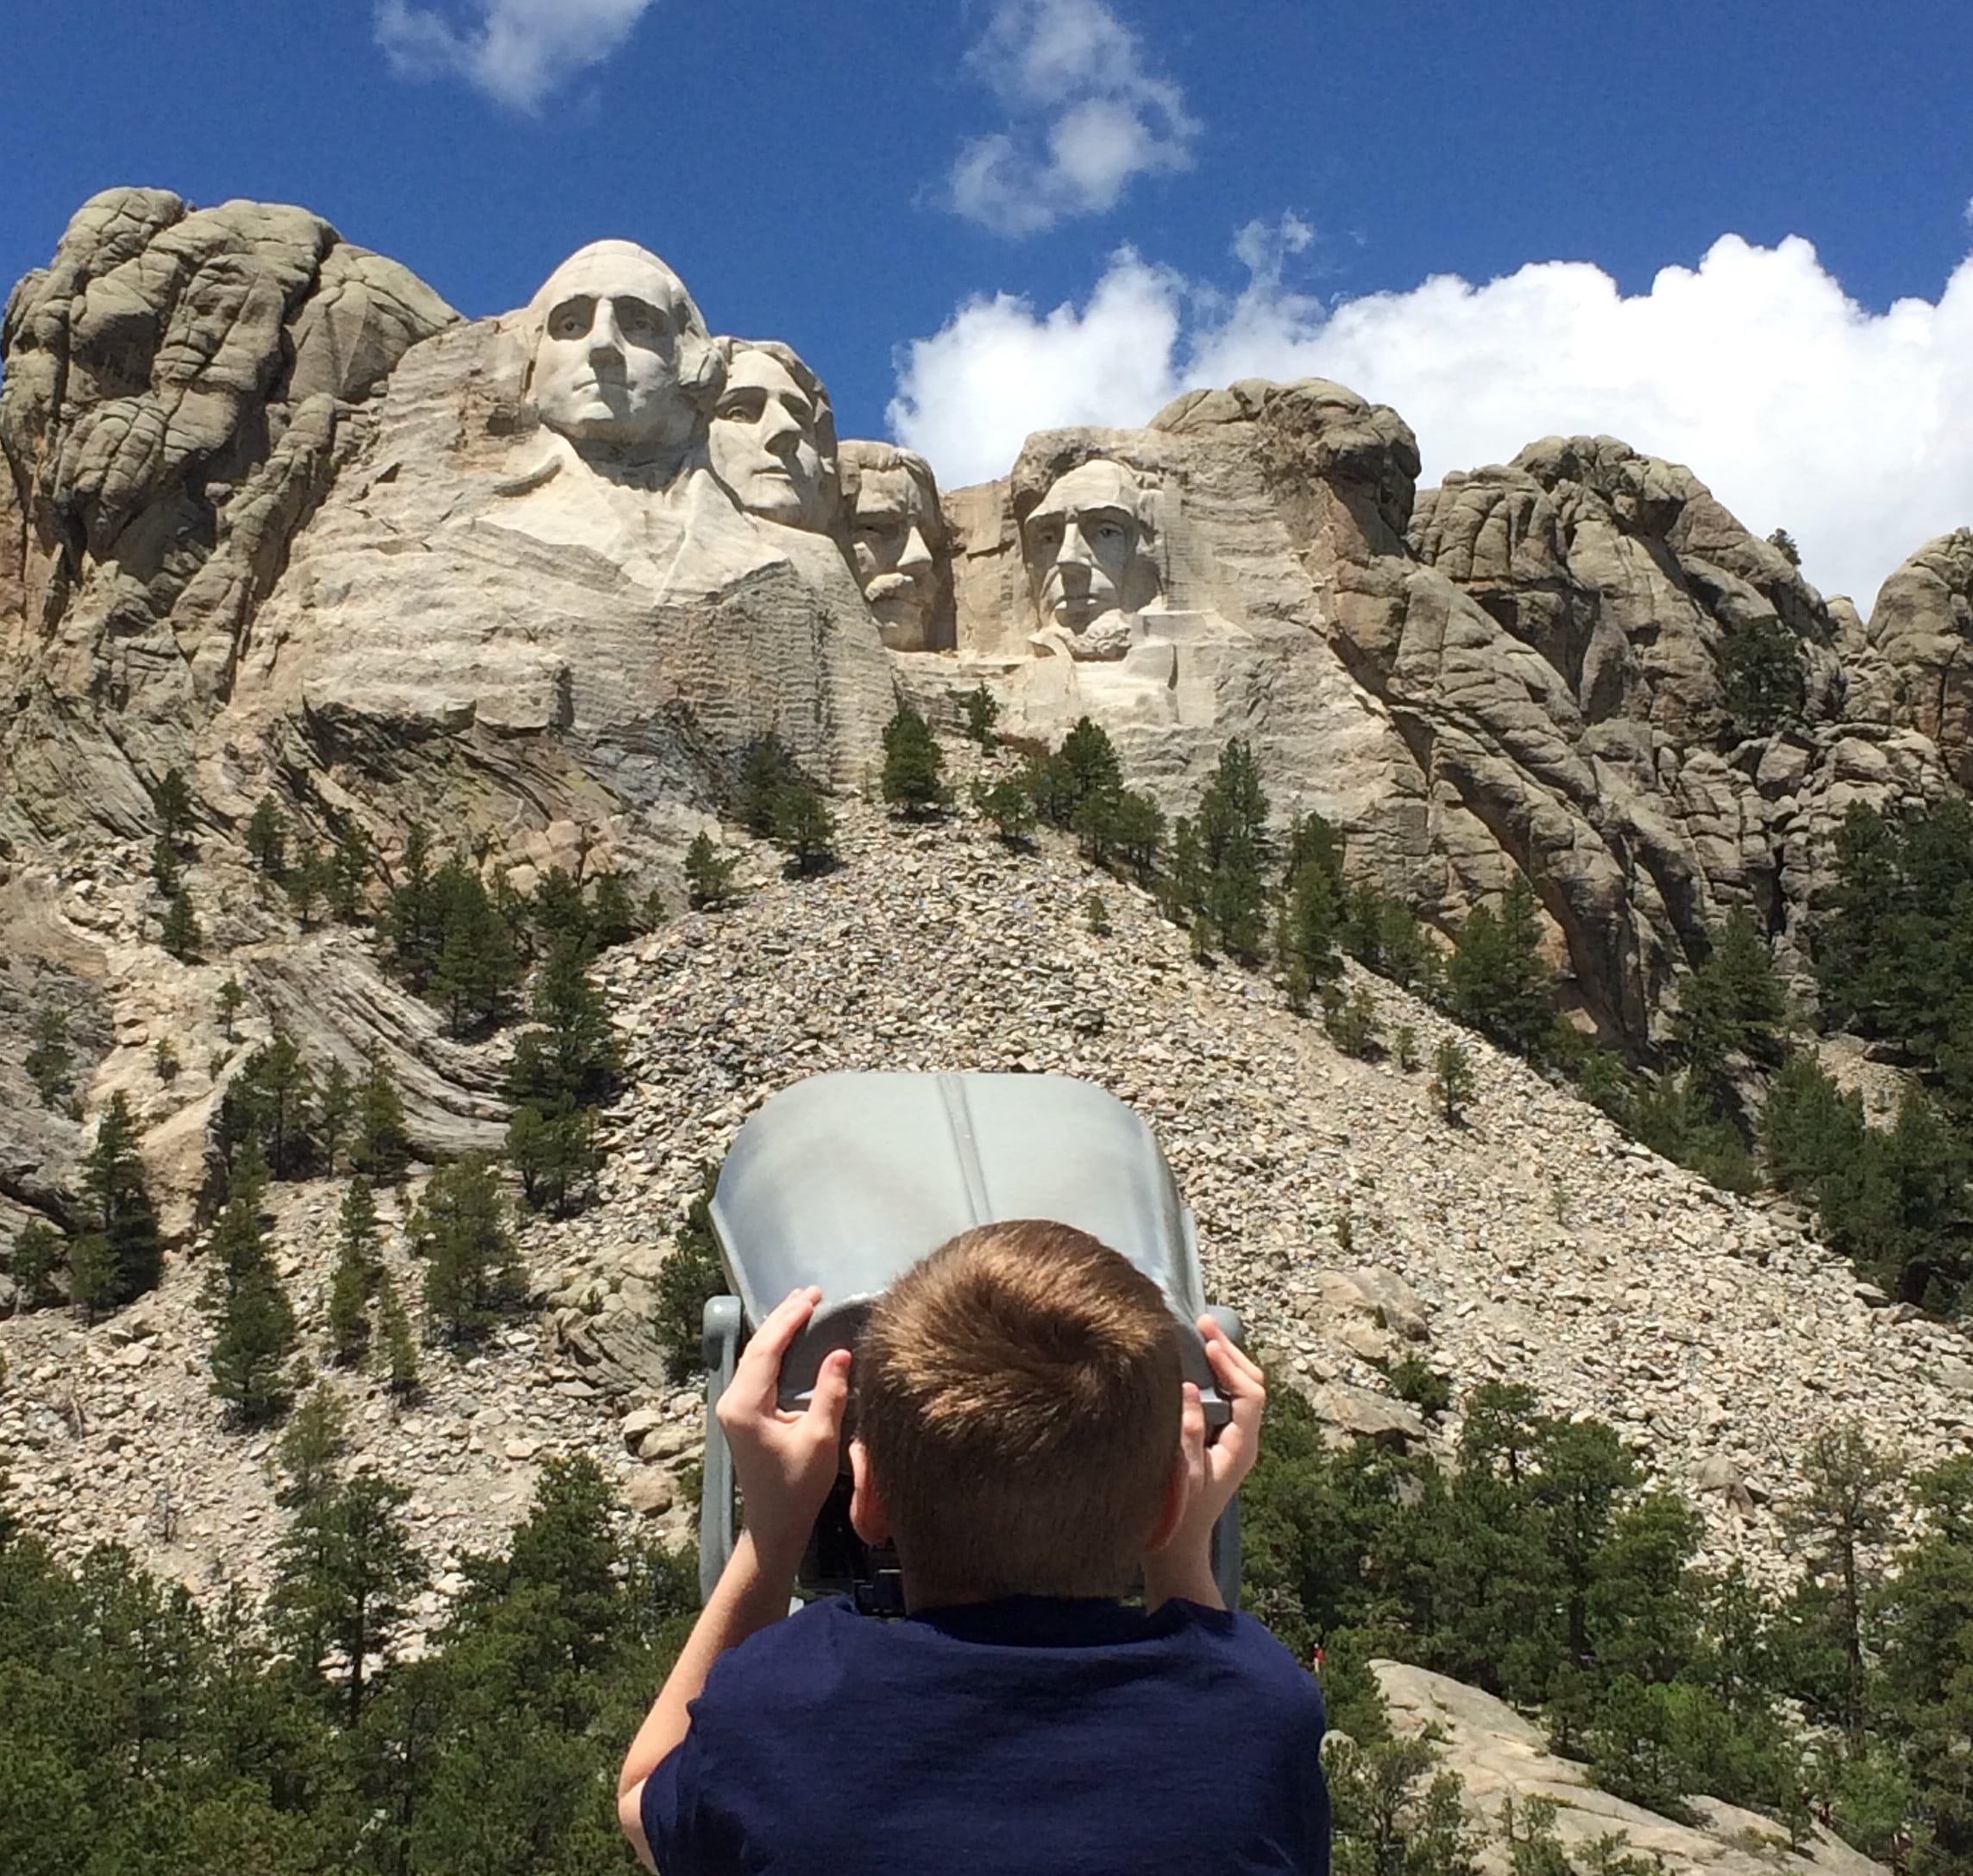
[[642, 1595, 1330, 1876]]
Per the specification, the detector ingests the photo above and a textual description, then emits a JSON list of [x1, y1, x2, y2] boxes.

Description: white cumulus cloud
[[374, 0, 657, 113], [948, 0, 1199, 237], [890, 223, 1973, 609]]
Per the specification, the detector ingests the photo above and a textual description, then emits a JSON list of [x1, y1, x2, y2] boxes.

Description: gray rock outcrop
[[1373, 1660, 1882, 1876], [0, 187, 458, 839], [1858, 528, 1973, 783]]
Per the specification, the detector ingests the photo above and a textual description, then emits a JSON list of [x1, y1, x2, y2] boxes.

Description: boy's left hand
[[716, 1285, 851, 1573]]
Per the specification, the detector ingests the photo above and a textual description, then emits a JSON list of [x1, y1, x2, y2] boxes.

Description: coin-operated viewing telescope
[[697, 1071, 1245, 1613]]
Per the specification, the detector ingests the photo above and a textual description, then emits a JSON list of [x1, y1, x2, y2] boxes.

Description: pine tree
[[412, 1158, 525, 1345], [683, 832, 740, 911], [1324, 985, 1382, 1059], [528, 866, 590, 957], [159, 888, 200, 962], [1715, 616, 1806, 736], [1782, 1423, 1903, 1742], [351, 1050, 412, 1183], [221, 1029, 317, 1182], [275, 1384, 349, 1513], [329, 821, 370, 923], [68, 1233, 115, 1323], [1675, 912, 1791, 1087], [1279, 856, 1346, 994], [283, 841, 327, 928], [1166, 816, 1204, 922], [771, 781, 836, 875], [328, 1178, 381, 1367], [1060, 717, 1123, 804], [382, 823, 439, 986], [1429, 1037, 1476, 1125], [971, 772, 1037, 846], [506, 1098, 602, 1217], [1761, 1054, 1866, 1200], [1072, 787, 1122, 869], [1447, 877, 1555, 1062], [148, 836, 182, 896], [960, 683, 1000, 748], [1196, 737, 1272, 964], [80, 1093, 164, 1307], [879, 704, 950, 816], [150, 767, 197, 846], [10, 1220, 65, 1310], [1026, 750, 1080, 828], [270, 1471, 424, 1726], [375, 1269, 421, 1400], [216, 974, 244, 1040], [427, 856, 521, 1036], [1109, 787, 1165, 883], [1876, 1457, 1973, 1866], [317, 1059, 355, 1176], [243, 794, 287, 875], [25, 1006, 74, 1109], [655, 1165, 728, 1383], [506, 933, 620, 1114], [735, 732, 801, 837], [586, 869, 638, 951], [202, 1159, 298, 1427]]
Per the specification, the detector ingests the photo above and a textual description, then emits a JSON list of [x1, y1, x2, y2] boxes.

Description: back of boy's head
[[854, 1219, 1182, 1603]]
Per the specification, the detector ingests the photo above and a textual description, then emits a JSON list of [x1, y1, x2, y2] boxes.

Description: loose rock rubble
[[4, 777, 1970, 1617]]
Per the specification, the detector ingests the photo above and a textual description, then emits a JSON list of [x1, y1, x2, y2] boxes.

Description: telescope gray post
[[699, 1295, 743, 1605], [1203, 1303, 1244, 1611]]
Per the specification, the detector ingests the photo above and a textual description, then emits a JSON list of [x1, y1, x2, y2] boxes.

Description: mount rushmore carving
[[4, 186, 1973, 1086]]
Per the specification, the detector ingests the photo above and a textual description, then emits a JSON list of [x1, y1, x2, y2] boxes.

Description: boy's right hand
[[716, 1285, 851, 1578], [1144, 1317, 1266, 1609]]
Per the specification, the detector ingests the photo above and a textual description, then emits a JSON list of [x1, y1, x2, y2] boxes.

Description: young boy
[[618, 1219, 1330, 1874]]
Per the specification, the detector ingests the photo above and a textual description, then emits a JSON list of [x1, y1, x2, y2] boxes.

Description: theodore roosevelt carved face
[[1021, 458, 1159, 656], [524, 242, 720, 462], [707, 341, 837, 532], [839, 442, 947, 651]]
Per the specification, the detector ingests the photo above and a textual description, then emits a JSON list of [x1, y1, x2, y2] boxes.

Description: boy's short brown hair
[[854, 1219, 1182, 1603]]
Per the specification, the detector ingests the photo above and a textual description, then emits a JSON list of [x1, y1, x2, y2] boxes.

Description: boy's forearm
[[619, 1529, 801, 1796]]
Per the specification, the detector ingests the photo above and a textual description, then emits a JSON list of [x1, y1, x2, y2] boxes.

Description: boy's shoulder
[[700, 1595, 1321, 1722]]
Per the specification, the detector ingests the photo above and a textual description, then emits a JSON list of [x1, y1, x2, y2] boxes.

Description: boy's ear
[[1142, 1446, 1191, 1557], [848, 1438, 892, 1547]]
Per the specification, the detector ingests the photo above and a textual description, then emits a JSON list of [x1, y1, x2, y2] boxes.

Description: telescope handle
[[698, 1295, 744, 1605]]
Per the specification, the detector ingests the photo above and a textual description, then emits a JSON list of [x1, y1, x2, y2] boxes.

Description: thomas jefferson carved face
[[708, 345, 834, 530], [1022, 459, 1158, 646], [843, 446, 945, 650], [525, 242, 717, 458]]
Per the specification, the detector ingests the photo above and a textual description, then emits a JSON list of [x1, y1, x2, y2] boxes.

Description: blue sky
[[5, 0, 1973, 604]]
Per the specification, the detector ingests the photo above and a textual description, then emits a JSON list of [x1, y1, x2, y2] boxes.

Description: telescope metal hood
[[707, 1070, 1211, 1404]]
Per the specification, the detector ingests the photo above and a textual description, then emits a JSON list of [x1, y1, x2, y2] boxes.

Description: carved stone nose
[[588, 301, 625, 354]]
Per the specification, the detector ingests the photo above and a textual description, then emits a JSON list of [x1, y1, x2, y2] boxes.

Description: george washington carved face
[[525, 242, 720, 461]]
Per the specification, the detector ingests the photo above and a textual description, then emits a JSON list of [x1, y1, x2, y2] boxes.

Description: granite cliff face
[[933, 386, 1952, 1045], [3, 186, 1972, 1225]]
